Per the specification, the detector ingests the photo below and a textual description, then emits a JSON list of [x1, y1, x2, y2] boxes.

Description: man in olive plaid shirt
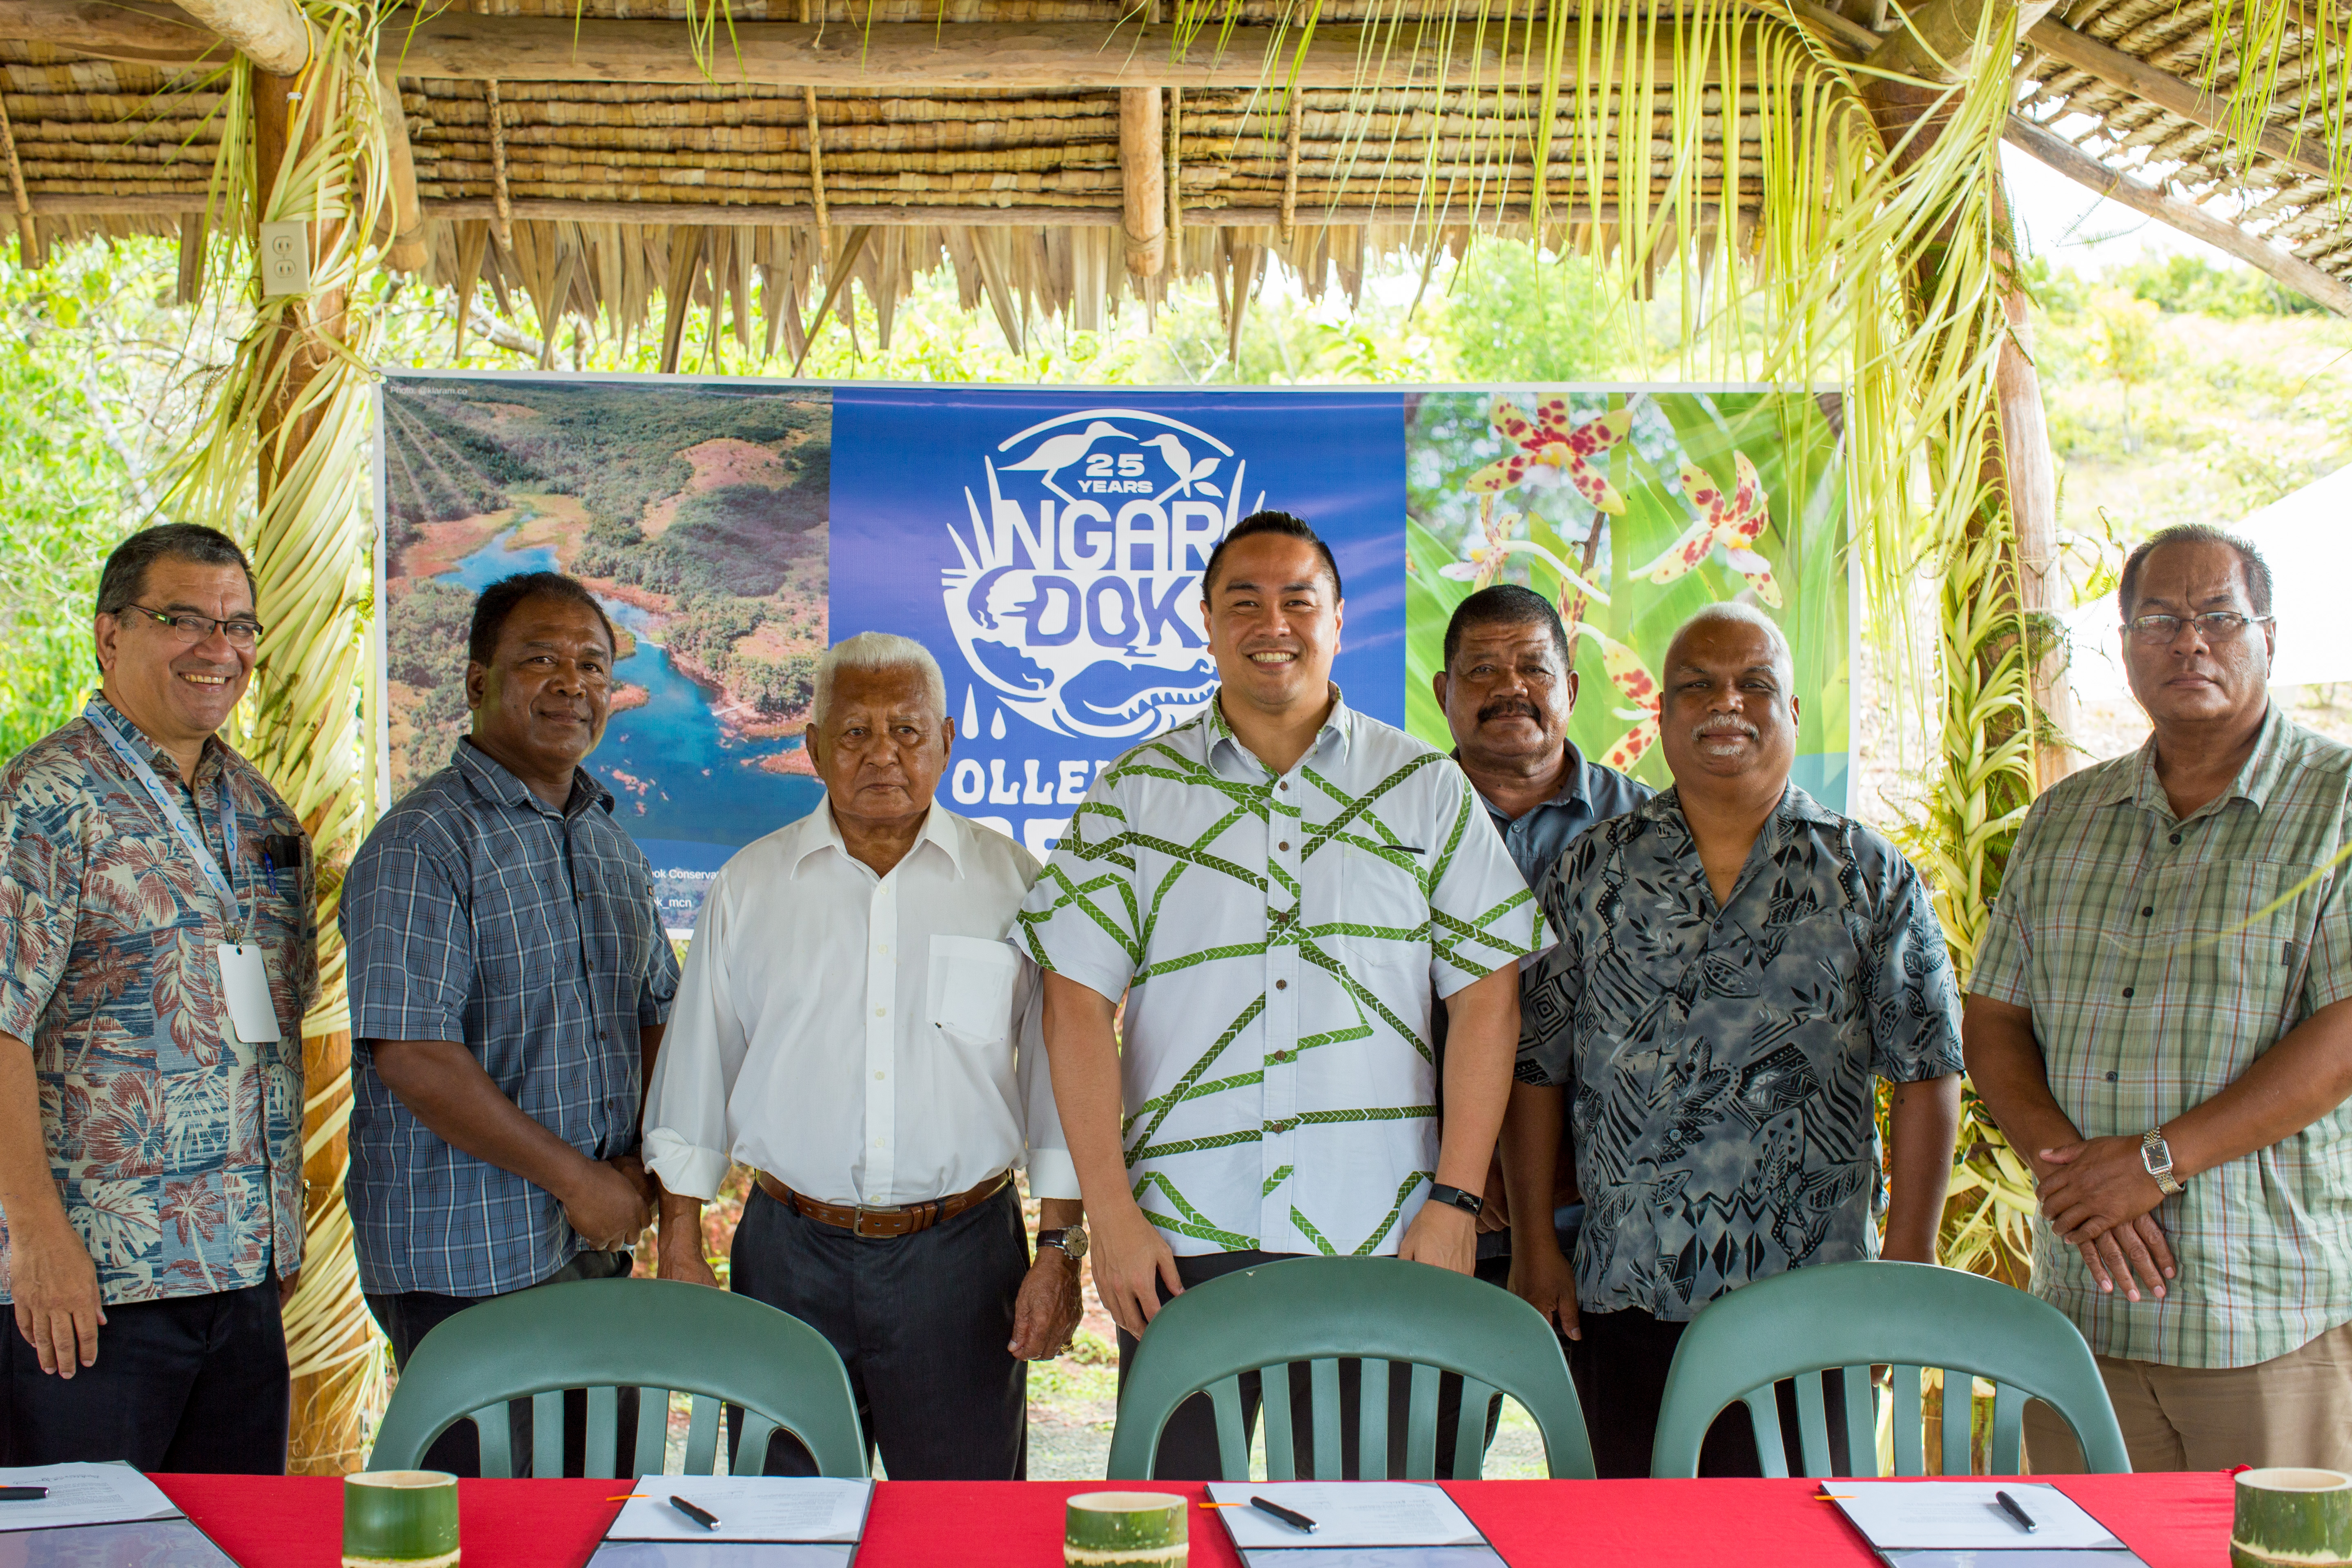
[[1967, 523, 2352, 1473]]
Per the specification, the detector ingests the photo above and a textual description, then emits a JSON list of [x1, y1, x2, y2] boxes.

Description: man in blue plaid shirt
[[343, 572, 678, 1474]]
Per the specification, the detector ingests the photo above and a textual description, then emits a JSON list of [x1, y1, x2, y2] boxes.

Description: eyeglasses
[[118, 604, 265, 647], [2124, 611, 2272, 645]]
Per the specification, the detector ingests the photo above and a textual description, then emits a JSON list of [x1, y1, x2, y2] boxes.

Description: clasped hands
[[2036, 1134, 2177, 1303], [562, 1152, 657, 1252]]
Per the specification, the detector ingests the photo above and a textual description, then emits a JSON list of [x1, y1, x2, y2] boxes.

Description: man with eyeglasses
[[0, 525, 317, 1471], [1968, 522, 2352, 1473]]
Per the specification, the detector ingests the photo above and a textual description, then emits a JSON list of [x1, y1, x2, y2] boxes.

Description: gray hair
[[810, 632, 949, 733], [2119, 523, 2273, 619], [1668, 601, 1793, 683], [94, 523, 257, 673]]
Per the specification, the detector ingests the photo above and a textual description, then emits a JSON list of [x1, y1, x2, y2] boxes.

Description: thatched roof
[[2013, 0, 2351, 294], [2, 0, 2348, 351]]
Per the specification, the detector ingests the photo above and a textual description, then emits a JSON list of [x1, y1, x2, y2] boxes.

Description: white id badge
[[215, 943, 282, 1043]]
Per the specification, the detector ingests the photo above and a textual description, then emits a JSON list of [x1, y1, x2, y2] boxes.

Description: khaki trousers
[[2025, 1319, 2352, 1474]]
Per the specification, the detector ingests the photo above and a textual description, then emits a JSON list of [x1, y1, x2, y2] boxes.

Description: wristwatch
[[2140, 1128, 2184, 1195], [1038, 1223, 1089, 1263], [1428, 1183, 1484, 1217]]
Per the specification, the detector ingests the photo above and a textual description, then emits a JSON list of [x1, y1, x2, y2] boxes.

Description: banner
[[377, 374, 1846, 931]]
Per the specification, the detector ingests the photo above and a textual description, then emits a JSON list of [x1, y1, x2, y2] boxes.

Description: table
[[151, 1472, 2232, 1567]]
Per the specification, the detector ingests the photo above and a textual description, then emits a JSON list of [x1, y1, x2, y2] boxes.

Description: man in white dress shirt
[[644, 633, 1084, 1480], [1019, 511, 1548, 1478]]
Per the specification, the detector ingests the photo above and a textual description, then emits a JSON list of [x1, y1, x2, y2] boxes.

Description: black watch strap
[[1428, 1182, 1483, 1216]]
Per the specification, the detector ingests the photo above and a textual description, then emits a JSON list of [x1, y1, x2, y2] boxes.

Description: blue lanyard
[[87, 704, 246, 941]]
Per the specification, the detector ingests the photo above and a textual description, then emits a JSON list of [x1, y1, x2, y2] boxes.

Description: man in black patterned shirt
[[1512, 603, 1962, 1476]]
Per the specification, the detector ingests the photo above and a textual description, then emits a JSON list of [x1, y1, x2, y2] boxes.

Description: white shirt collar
[[787, 799, 967, 879]]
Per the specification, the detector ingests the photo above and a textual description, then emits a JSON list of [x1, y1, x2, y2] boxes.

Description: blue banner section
[[829, 388, 1408, 857]]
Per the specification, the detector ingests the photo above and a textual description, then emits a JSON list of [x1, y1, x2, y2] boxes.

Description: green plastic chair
[[368, 1277, 867, 1478], [1105, 1255, 1595, 1481], [1650, 1260, 2130, 1479]]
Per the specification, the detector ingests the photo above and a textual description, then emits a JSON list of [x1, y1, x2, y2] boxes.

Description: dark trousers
[[726, 1182, 1030, 1480], [365, 1247, 637, 1477], [0, 1278, 287, 1473], [1571, 1307, 1850, 1478]]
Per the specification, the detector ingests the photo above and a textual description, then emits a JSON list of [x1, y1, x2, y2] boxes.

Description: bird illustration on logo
[[1140, 433, 1224, 501], [996, 420, 1129, 505]]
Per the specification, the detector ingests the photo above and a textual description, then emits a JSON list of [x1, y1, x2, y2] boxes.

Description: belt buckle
[[851, 1203, 898, 1240]]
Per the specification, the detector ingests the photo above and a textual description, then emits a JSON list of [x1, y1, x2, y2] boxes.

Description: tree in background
[[2087, 289, 2161, 454]]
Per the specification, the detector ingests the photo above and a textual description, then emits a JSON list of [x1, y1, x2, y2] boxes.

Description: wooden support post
[[1864, 0, 2074, 785], [251, 61, 372, 1477], [484, 78, 512, 254], [1166, 87, 1184, 276], [1280, 96, 1302, 243], [1120, 86, 1166, 277], [802, 86, 833, 266], [1989, 171, 2075, 788], [0, 89, 36, 265], [376, 63, 426, 274]]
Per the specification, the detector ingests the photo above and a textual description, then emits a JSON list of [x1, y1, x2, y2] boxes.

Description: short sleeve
[[1015, 769, 1142, 1006], [1427, 762, 1550, 998], [1516, 831, 1597, 1087], [1865, 842, 1966, 1084], [1966, 795, 2047, 1008], [342, 817, 476, 1047], [0, 771, 80, 1044]]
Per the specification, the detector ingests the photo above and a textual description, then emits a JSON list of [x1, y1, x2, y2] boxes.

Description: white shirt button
[[875, 1006, 887, 1017], [875, 1070, 886, 1080]]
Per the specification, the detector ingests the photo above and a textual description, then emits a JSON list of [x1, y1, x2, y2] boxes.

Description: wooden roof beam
[[379, 15, 1735, 89], [177, 0, 305, 73], [0, 0, 225, 67], [2003, 112, 2352, 314], [2025, 17, 2336, 184]]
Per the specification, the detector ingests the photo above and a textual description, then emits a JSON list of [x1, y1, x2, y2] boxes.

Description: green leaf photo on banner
[[1403, 388, 1851, 811]]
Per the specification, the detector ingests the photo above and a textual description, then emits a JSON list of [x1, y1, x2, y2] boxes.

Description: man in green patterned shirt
[[1968, 524, 2352, 1473], [1020, 511, 1548, 1478]]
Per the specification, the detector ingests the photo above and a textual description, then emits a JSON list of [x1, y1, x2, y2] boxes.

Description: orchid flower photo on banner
[[1404, 387, 1851, 807]]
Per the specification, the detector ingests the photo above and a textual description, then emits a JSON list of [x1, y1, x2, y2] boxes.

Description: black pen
[[1994, 1490, 2037, 1533], [1250, 1496, 1317, 1534], [0, 1488, 47, 1502], [668, 1495, 721, 1531]]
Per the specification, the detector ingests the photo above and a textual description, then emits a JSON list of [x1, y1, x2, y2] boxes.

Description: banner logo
[[944, 408, 1253, 741]]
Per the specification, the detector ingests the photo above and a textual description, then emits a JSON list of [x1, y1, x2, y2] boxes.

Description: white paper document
[[1832, 1483, 2125, 1552], [1206, 1482, 1483, 1550], [0, 1463, 182, 1532], [606, 1478, 872, 1544]]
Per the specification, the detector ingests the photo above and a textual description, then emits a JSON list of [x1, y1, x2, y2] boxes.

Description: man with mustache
[[1022, 511, 1548, 1478], [342, 570, 678, 1474], [1516, 602, 1962, 1476], [1968, 525, 2352, 1473], [0, 525, 316, 1471], [1431, 585, 1648, 1466]]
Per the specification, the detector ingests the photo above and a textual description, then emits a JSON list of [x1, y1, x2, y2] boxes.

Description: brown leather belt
[[755, 1168, 1012, 1239]]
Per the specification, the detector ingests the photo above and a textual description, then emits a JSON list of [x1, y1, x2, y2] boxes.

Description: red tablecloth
[[152, 1471, 2233, 1568]]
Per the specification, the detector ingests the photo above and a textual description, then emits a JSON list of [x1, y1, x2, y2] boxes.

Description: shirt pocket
[[2139, 861, 2307, 1072], [927, 934, 1020, 1049]]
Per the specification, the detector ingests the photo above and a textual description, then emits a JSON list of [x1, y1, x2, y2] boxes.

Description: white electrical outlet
[[259, 220, 310, 296]]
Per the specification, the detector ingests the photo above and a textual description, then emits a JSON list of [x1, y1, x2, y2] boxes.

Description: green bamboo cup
[[344, 1470, 461, 1568], [2233, 1468, 2352, 1568], [1064, 1490, 1188, 1568]]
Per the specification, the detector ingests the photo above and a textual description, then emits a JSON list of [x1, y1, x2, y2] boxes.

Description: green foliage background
[[1404, 390, 1851, 802]]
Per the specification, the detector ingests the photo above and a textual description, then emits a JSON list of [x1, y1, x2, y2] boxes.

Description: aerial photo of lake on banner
[[378, 374, 831, 930]]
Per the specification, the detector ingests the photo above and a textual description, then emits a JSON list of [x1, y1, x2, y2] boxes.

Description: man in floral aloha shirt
[[0, 524, 316, 1472]]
